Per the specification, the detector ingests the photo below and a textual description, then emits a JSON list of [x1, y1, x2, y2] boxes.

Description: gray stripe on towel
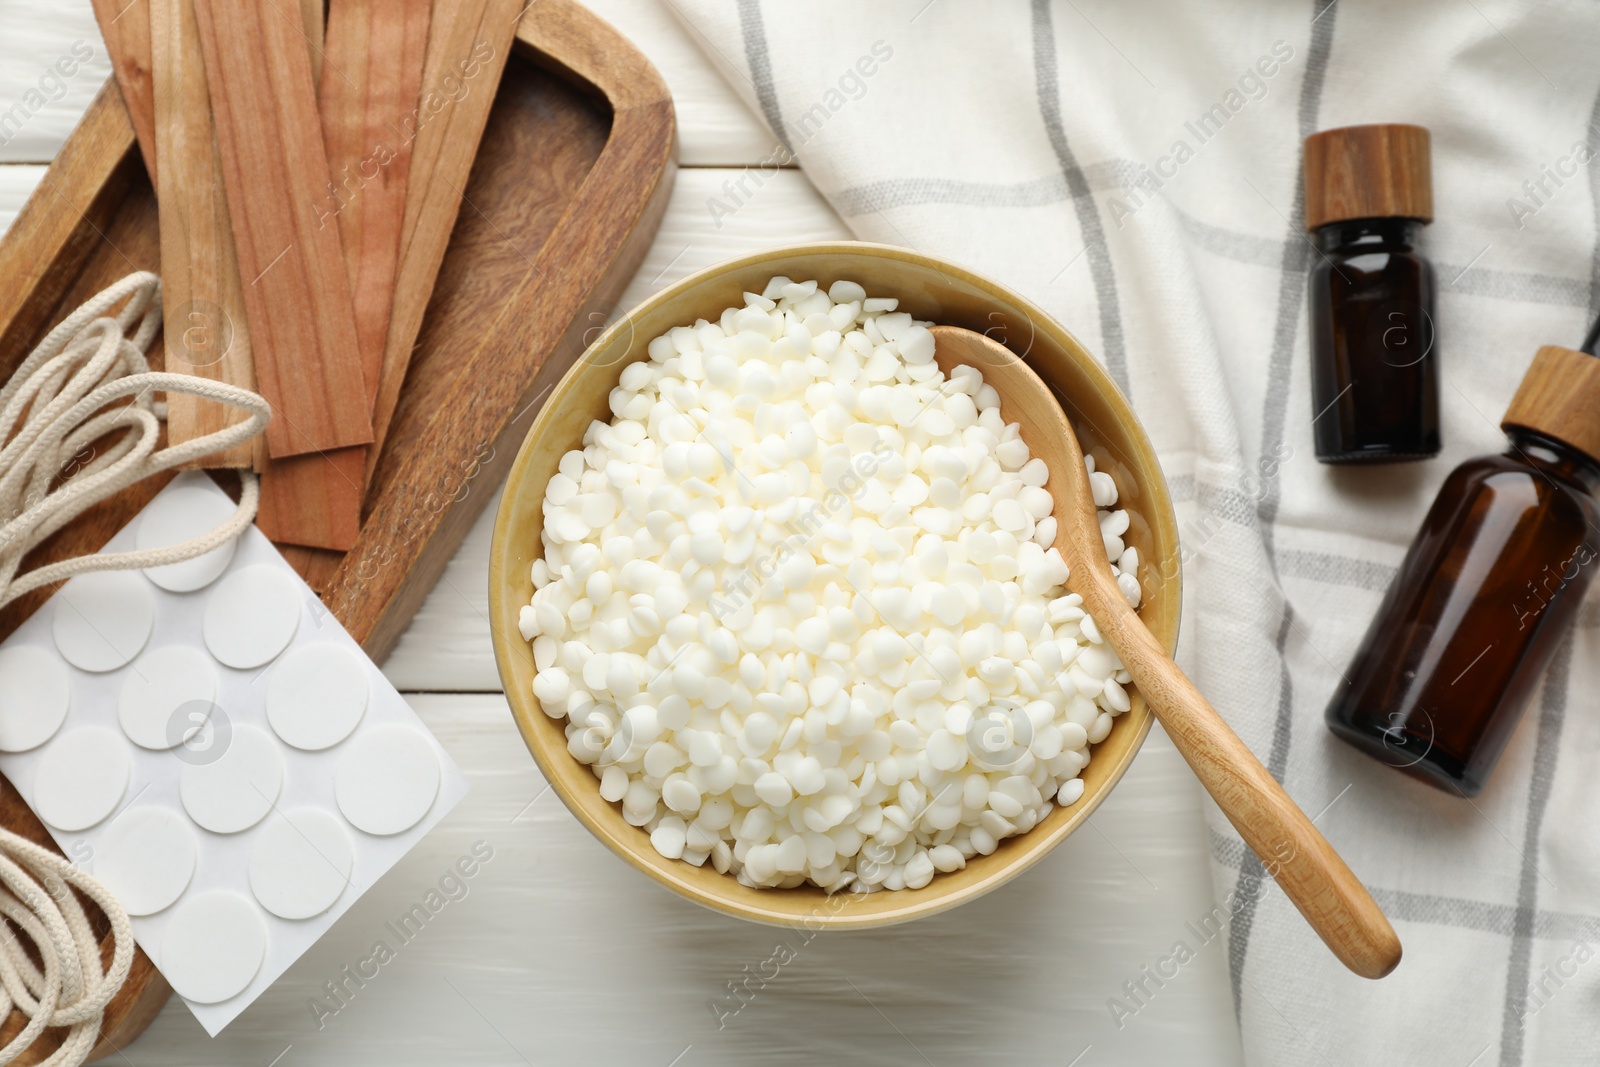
[[830, 161, 1133, 216], [1208, 828, 1600, 943], [1165, 472, 1196, 504], [735, 0, 791, 153], [1174, 208, 1597, 308], [1226, 0, 1340, 1018], [1194, 483, 1259, 528], [1501, 638, 1573, 1067], [1030, 0, 1129, 397], [1275, 549, 1397, 593], [829, 171, 1596, 310], [1498, 76, 1600, 1064]]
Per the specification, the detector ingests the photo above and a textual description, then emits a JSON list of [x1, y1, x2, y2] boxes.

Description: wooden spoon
[[931, 325, 1402, 980]]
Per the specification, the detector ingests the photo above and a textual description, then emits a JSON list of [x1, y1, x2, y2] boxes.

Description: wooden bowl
[[489, 242, 1180, 927]]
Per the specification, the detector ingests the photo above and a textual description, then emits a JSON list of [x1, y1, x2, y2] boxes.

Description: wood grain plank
[[363, 0, 524, 483], [89, 0, 157, 181], [0, 80, 137, 370], [327, 0, 675, 658], [13, 0, 775, 169], [255, 447, 365, 548], [301, 0, 325, 82], [151, 0, 262, 469], [190, 0, 372, 458], [90, 0, 324, 185], [256, 0, 432, 549], [321, 0, 430, 410]]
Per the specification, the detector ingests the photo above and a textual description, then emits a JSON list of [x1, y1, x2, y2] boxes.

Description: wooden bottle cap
[[1303, 124, 1432, 231], [1502, 345, 1600, 465]]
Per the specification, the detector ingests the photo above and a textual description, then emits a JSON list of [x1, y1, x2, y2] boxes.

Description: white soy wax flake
[[136, 483, 241, 592], [161, 891, 267, 1004], [527, 277, 1143, 892], [118, 646, 217, 750], [335, 725, 441, 836], [180, 725, 284, 834], [0, 646, 70, 752], [93, 807, 197, 915], [34, 727, 131, 832], [248, 808, 354, 919], [265, 644, 369, 750], [51, 570, 155, 672], [203, 565, 302, 669]]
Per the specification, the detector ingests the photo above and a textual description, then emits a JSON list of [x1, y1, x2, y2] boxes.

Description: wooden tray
[[0, 1, 674, 1058]]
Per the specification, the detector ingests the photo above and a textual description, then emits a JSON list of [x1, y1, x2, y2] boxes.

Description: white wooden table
[[0, 2, 1242, 1062]]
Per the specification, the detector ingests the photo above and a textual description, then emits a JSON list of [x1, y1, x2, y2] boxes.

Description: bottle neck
[[1313, 216, 1424, 253], [1505, 427, 1600, 492]]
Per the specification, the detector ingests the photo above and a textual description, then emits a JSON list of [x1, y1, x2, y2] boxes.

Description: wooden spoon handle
[[1089, 590, 1401, 978], [925, 324, 1399, 977]]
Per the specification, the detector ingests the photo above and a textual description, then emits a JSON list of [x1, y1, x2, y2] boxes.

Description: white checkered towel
[[672, 1, 1600, 1063]]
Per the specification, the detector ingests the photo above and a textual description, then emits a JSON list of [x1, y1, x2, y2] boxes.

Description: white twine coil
[[0, 834, 136, 1066], [0, 271, 270, 1063], [0, 271, 269, 609]]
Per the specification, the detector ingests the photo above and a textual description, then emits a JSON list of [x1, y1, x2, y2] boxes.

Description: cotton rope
[[0, 834, 137, 1066], [0, 271, 268, 608], [0, 271, 270, 1064]]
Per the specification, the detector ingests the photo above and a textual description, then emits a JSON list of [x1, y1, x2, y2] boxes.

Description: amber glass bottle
[[1304, 124, 1439, 463], [1325, 345, 1600, 796]]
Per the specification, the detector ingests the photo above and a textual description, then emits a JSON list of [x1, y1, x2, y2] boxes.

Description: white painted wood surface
[[0, 1, 1242, 1062]]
